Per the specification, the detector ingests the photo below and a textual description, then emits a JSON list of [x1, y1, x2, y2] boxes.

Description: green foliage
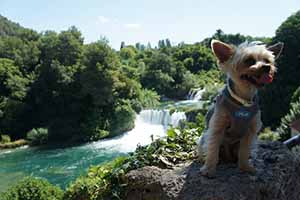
[[138, 89, 160, 109], [140, 52, 199, 99], [130, 127, 201, 168], [260, 11, 300, 127], [291, 86, 300, 104], [109, 100, 136, 136], [120, 46, 136, 60], [1, 10, 299, 147], [258, 127, 280, 141], [65, 126, 202, 199], [201, 29, 271, 47], [185, 111, 206, 130], [0, 58, 29, 138], [64, 157, 128, 200], [196, 68, 225, 88], [0, 134, 11, 143], [173, 43, 217, 72], [0, 58, 28, 100], [26, 128, 48, 145], [277, 98, 300, 141], [0, 15, 23, 36], [0, 177, 63, 200]]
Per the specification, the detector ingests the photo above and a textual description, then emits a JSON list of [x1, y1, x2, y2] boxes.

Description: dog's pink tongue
[[259, 74, 273, 84]]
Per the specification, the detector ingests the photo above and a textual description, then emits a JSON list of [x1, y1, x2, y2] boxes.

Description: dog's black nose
[[262, 65, 271, 73]]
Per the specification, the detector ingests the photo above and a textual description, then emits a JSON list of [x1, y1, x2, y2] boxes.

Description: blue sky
[[0, 0, 299, 49]]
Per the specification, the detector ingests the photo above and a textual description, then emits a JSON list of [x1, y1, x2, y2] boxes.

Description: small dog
[[197, 39, 284, 177]]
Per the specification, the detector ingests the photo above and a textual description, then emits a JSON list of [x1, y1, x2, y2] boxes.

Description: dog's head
[[211, 40, 283, 89]]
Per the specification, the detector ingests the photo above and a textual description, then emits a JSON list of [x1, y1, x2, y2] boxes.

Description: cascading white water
[[92, 109, 186, 152], [139, 109, 186, 127], [188, 88, 205, 101], [0, 90, 204, 191]]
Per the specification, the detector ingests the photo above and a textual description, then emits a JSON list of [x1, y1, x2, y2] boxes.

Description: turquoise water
[[0, 100, 198, 192], [0, 110, 175, 192], [0, 143, 125, 191]]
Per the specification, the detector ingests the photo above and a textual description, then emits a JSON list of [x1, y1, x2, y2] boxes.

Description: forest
[[0, 10, 300, 200], [1, 11, 298, 145]]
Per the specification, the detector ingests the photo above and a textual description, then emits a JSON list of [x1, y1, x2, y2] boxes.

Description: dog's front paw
[[200, 165, 216, 178], [239, 164, 256, 174]]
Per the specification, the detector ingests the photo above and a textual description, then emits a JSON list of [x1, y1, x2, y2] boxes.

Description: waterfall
[[139, 109, 186, 127], [93, 109, 186, 152], [188, 88, 205, 101]]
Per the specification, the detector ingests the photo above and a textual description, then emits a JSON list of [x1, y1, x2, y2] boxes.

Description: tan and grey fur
[[197, 40, 283, 177]]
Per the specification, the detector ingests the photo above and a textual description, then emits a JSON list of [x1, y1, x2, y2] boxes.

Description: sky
[[0, 0, 299, 49]]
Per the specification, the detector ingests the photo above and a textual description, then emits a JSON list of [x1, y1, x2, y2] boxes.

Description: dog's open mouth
[[240, 73, 273, 88]]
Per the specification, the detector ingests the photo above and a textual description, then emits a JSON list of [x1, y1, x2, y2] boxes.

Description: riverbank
[[0, 139, 28, 150], [0, 108, 187, 192]]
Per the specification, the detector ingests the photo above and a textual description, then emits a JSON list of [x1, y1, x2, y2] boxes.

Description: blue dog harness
[[206, 83, 259, 141]]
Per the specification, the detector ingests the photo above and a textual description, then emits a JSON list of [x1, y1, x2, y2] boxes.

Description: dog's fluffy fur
[[197, 40, 284, 177]]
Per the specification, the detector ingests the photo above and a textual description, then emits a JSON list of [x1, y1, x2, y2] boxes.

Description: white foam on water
[[91, 109, 186, 152], [187, 88, 206, 101]]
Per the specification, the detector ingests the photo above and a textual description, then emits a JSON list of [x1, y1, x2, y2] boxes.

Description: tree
[[56, 27, 83, 66], [147, 42, 152, 49], [120, 46, 136, 60], [0, 58, 29, 139], [120, 41, 126, 49], [158, 40, 166, 48], [260, 11, 300, 127], [0, 58, 28, 100], [166, 38, 171, 48], [173, 43, 217, 73]]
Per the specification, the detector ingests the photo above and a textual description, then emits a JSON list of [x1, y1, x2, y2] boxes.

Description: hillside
[[0, 15, 26, 36]]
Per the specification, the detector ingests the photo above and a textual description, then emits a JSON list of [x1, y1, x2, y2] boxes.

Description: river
[[0, 89, 205, 192]]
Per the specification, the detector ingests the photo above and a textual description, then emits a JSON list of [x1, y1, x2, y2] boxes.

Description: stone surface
[[125, 142, 300, 200]]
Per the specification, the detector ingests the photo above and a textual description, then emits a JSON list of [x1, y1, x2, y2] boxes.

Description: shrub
[[139, 89, 160, 109], [64, 157, 128, 200], [65, 126, 202, 199], [259, 127, 280, 141], [26, 128, 48, 145], [0, 134, 11, 143], [277, 98, 300, 141], [291, 86, 300, 103], [0, 177, 63, 200], [109, 100, 136, 136]]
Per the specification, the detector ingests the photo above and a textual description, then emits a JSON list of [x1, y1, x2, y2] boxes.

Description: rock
[[125, 142, 300, 200]]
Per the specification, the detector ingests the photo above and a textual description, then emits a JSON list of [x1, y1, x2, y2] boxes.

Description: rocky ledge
[[125, 142, 300, 200]]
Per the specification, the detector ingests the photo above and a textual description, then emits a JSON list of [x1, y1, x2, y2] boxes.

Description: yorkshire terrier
[[197, 39, 284, 177]]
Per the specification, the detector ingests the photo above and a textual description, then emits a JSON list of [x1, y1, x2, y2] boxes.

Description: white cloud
[[123, 23, 141, 29], [98, 16, 110, 23]]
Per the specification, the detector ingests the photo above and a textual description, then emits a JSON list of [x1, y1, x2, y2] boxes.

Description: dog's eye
[[244, 57, 256, 66], [263, 58, 271, 63]]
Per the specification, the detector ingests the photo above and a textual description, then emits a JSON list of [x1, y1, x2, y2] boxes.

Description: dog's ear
[[211, 39, 234, 63], [267, 42, 284, 59]]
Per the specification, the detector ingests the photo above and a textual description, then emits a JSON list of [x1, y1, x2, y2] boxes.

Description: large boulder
[[125, 142, 300, 200]]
